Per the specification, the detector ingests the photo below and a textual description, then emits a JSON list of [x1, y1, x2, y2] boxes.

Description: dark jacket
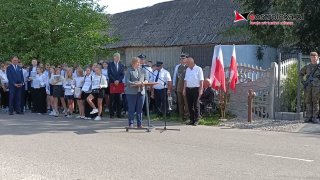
[[124, 67, 147, 95], [6, 64, 24, 87], [108, 61, 125, 84], [200, 87, 215, 104]]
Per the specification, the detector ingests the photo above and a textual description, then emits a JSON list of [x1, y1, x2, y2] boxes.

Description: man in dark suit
[[6, 56, 24, 115], [108, 53, 125, 118], [200, 78, 215, 114]]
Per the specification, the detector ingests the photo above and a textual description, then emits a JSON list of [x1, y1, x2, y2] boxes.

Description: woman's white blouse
[[91, 75, 108, 90]]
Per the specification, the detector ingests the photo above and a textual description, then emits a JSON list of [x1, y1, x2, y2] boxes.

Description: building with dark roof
[[106, 0, 249, 70]]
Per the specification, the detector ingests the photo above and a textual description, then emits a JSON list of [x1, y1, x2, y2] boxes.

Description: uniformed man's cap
[[138, 54, 147, 59], [156, 61, 163, 66], [180, 53, 189, 59]]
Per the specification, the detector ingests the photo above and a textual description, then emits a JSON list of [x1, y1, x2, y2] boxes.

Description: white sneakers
[[49, 110, 56, 116], [90, 108, 98, 114], [94, 116, 101, 121], [62, 109, 67, 114]]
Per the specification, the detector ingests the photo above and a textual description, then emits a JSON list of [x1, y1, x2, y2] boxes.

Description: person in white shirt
[[44, 63, 51, 111], [101, 61, 110, 113], [183, 57, 204, 126], [87, 67, 108, 121], [33, 67, 47, 114], [51, 68, 67, 117], [44, 63, 50, 78], [60, 63, 68, 78], [63, 68, 76, 118], [138, 54, 152, 116], [21, 64, 29, 111], [72, 64, 80, 78], [150, 61, 172, 117], [74, 67, 85, 119], [48, 66, 56, 116], [91, 63, 98, 76], [0, 63, 9, 111], [82, 67, 94, 120], [27, 59, 38, 113]]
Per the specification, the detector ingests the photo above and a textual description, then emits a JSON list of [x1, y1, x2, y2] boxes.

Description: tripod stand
[[142, 66, 180, 133]]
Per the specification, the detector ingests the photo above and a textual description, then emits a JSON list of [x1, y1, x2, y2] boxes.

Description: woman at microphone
[[124, 57, 148, 128]]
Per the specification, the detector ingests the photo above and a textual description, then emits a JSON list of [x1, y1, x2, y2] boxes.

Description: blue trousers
[[126, 93, 145, 126], [9, 86, 22, 113]]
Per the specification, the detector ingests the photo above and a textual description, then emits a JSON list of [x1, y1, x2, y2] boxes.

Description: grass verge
[[149, 111, 235, 126]]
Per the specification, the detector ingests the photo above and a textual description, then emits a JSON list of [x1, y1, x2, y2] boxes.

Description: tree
[[0, 0, 114, 65], [297, 0, 320, 53], [233, 0, 302, 49]]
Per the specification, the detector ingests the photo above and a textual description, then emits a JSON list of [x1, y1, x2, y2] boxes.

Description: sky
[[98, 0, 173, 14]]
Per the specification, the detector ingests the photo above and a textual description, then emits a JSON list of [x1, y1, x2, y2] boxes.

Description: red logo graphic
[[234, 10, 254, 22]]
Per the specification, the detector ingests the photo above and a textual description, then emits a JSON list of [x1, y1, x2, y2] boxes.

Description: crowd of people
[[0, 53, 215, 127]]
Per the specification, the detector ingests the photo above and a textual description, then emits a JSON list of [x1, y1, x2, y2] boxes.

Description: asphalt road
[[0, 113, 319, 180]]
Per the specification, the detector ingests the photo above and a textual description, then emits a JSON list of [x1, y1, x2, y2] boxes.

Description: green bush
[[281, 63, 303, 112]]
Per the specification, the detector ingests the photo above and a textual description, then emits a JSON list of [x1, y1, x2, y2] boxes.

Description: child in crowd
[[63, 68, 76, 118]]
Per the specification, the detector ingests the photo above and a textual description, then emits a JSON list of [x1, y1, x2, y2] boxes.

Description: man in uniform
[[138, 54, 152, 115], [151, 61, 172, 117], [300, 52, 320, 123], [173, 53, 189, 121]]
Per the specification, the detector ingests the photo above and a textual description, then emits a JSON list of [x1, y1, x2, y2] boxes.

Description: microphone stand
[[142, 66, 180, 133]]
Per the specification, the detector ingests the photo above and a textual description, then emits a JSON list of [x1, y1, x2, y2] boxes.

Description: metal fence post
[[277, 51, 281, 112], [248, 89, 255, 122], [297, 53, 302, 113]]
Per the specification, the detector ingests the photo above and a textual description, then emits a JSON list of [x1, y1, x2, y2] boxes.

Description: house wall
[[120, 44, 277, 76], [124, 46, 182, 69], [212, 45, 277, 69]]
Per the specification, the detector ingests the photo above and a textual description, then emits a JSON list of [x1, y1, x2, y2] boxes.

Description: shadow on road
[[0, 112, 183, 136]]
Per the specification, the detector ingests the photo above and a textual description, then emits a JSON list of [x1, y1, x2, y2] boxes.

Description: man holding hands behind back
[[151, 61, 172, 117], [6, 56, 24, 115], [183, 57, 204, 126]]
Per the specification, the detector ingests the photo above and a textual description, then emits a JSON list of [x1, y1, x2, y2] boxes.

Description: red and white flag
[[229, 45, 238, 92], [210, 46, 226, 92]]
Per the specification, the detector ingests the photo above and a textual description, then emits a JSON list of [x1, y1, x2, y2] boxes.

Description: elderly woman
[[125, 57, 148, 128]]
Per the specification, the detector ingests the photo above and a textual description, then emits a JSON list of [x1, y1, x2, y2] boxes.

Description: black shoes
[[116, 115, 123, 118], [305, 118, 319, 124], [186, 121, 199, 126], [311, 118, 319, 124], [186, 121, 194, 125]]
